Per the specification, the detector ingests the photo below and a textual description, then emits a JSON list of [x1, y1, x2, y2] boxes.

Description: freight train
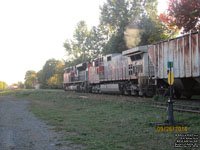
[[63, 31, 200, 99]]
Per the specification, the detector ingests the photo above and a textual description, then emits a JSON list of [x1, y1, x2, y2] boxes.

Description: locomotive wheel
[[175, 92, 181, 99], [144, 86, 155, 97], [144, 90, 154, 97]]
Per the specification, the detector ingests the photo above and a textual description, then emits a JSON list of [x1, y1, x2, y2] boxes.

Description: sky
[[0, 0, 168, 85]]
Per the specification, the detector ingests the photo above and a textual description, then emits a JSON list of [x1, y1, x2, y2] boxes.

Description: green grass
[[0, 89, 199, 150], [152, 95, 168, 102]]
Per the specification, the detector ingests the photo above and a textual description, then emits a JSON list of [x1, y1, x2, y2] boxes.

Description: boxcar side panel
[[169, 40, 174, 74], [163, 42, 169, 78], [191, 34, 199, 77], [149, 32, 200, 79], [199, 33, 200, 76], [173, 39, 179, 78], [179, 38, 185, 77], [184, 36, 192, 77], [159, 43, 164, 78]]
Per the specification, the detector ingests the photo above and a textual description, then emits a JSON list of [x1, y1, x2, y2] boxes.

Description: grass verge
[[0, 89, 199, 150]]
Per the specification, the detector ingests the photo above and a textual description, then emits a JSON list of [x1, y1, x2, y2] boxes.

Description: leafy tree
[[17, 81, 24, 89], [64, 21, 89, 63], [99, 0, 177, 54], [3, 82, 7, 89], [99, 0, 130, 54], [39, 59, 58, 88], [0, 82, 2, 89], [159, 0, 200, 33], [138, 13, 177, 45], [47, 61, 65, 89], [0, 81, 3, 89], [63, 0, 177, 64], [64, 21, 101, 66], [47, 74, 61, 89], [24, 70, 36, 89], [0, 81, 8, 90], [37, 70, 43, 86], [84, 26, 105, 58], [37, 59, 64, 89]]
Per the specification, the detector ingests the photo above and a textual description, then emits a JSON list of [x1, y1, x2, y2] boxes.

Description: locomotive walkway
[[0, 97, 71, 150]]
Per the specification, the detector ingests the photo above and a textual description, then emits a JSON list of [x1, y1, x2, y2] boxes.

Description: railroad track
[[175, 98, 200, 104], [65, 91, 200, 113], [152, 102, 200, 114]]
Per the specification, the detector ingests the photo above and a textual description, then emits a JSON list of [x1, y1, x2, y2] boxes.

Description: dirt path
[[0, 97, 70, 150]]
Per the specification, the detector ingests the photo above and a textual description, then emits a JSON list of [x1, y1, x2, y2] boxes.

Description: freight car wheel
[[185, 95, 192, 99], [174, 89, 181, 99], [63, 85, 67, 91], [183, 93, 192, 99], [156, 88, 167, 96]]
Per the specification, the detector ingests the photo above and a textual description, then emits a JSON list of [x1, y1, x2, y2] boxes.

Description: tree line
[[22, 59, 64, 89]]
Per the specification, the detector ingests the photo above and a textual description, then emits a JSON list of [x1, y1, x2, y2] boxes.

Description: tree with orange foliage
[[159, 0, 200, 33]]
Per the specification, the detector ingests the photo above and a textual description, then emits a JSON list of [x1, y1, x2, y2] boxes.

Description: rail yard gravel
[[0, 97, 71, 150]]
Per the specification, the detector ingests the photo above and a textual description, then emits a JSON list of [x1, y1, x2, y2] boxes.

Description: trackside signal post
[[167, 61, 175, 124], [150, 61, 176, 127]]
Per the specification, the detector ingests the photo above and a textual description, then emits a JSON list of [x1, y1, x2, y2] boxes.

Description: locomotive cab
[[122, 45, 156, 96], [63, 62, 88, 91], [122, 46, 149, 77]]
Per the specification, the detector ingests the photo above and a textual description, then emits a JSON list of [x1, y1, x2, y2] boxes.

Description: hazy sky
[[0, 0, 168, 85]]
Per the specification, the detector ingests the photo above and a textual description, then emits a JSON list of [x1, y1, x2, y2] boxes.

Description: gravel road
[[0, 97, 71, 150]]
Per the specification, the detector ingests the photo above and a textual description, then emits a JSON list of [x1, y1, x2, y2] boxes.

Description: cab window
[[107, 56, 111, 61], [130, 54, 142, 61]]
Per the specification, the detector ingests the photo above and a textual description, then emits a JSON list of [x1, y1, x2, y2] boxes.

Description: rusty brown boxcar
[[148, 31, 200, 98]]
